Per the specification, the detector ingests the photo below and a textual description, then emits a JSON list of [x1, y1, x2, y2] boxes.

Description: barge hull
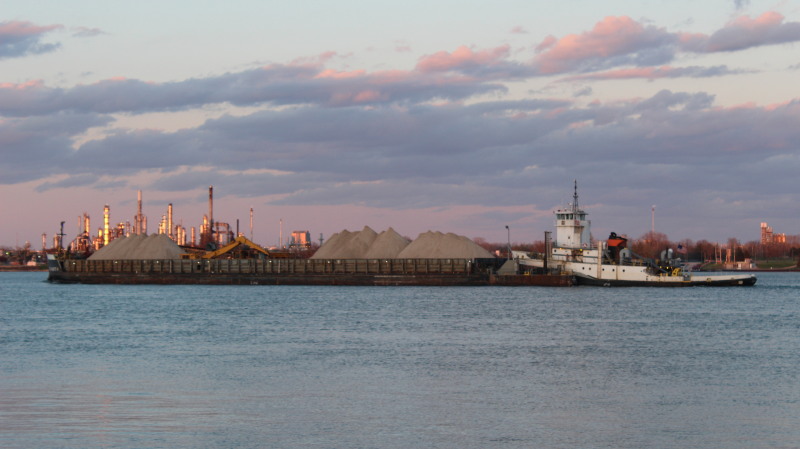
[[48, 257, 573, 286]]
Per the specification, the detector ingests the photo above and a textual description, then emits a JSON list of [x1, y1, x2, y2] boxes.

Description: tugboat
[[517, 182, 757, 287]]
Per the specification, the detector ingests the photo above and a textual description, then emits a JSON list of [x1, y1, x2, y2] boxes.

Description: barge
[[47, 255, 575, 286]]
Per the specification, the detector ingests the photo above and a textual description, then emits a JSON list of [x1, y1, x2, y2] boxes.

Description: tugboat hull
[[574, 273, 757, 287]]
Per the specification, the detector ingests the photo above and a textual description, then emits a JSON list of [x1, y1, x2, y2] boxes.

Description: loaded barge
[[46, 255, 575, 286]]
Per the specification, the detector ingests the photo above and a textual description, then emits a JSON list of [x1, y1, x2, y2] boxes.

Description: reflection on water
[[1, 272, 799, 448]]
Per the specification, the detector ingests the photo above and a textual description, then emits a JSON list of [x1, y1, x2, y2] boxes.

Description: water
[[2, 272, 799, 448]]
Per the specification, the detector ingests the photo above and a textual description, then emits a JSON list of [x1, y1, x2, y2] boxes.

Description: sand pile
[[347, 226, 378, 258], [89, 234, 186, 260], [311, 226, 378, 259], [313, 227, 491, 259], [364, 228, 410, 258], [397, 231, 494, 259], [311, 229, 351, 259]]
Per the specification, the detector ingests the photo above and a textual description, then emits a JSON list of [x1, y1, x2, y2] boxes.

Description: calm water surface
[[2, 272, 799, 448]]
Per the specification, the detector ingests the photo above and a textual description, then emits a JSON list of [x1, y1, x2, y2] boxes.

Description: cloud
[[701, 12, 800, 52], [573, 86, 593, 97], [533, 13, 800, 75], [0, 112, 110, 183], [0, 63, 507, 116], [2, 13, 794, 121], [533, 16, 679, 74], [9, 90, 797, 219], [34, 174, 100, 192], [417, 45, 510, 72], [71, 26, 106, 38], [415, 45, 535, 79], [562, 65, 747, 81], [0, 20, 63, 59]]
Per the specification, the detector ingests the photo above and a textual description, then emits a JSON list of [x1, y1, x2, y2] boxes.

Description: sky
[[1, 0, 799, 248]]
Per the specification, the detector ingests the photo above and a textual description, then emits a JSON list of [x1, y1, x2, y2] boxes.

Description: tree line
[[475, 231, 800, 263]]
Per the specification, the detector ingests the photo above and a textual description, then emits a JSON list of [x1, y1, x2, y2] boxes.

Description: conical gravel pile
[[89, 234, 186, 260], [364, 228, 410, 258], [396, 231, 494, 259]]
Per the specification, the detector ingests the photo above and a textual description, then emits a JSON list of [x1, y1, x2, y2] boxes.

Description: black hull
[[575, 274, 757, 287]]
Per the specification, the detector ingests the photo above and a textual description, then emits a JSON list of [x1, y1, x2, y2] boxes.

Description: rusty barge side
[[47, 257, 574, 286]]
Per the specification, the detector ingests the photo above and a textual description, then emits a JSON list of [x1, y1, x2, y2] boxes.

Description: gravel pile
[[311, 226, 377, 259], [312, 227, 492, 259], [89, 234, 186, 260], [364, 228, 411, 258], [397, 231, 494, 259]]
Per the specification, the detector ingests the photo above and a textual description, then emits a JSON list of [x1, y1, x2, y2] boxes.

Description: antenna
[[572, 179, 579, 213]]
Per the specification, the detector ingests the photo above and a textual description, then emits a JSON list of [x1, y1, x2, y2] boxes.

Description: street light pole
[[505, 225, 511, 260]]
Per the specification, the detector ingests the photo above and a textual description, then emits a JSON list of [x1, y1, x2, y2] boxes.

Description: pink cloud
[[0, 80, 45, 90], [703, 12, 800, 52], [0, 20, 63, 59], [535, 35, 557, 52], [314, 69, 367, 80], [533, 16, 674, 74], [0, 20, 62, 36], [531, 12, 800, 76], [416, 45, 511, 73]]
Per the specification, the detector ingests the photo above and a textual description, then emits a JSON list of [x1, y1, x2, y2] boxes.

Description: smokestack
[[103, 204, 110, 246], [208, 186, 214, 231], [134, 190, 145, 235], [137, 190, 142, 235], [208, 185, 214, 244], [250, 207, 253, 241], [168, 203, 173, 240]]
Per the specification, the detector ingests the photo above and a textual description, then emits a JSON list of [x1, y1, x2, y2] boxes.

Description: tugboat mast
[[572, 179, 579, 214]]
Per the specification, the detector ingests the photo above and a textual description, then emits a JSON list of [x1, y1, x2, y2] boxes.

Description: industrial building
[[54, 186, 266, 255], [760, 222, 787, 244]]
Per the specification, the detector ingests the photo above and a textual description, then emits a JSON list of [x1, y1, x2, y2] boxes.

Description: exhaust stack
[[103, 204, 110, 246], [168, 203, 173, 239]]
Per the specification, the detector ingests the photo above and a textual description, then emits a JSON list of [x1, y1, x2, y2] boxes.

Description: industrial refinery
[[50, 186, 301, 256]]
